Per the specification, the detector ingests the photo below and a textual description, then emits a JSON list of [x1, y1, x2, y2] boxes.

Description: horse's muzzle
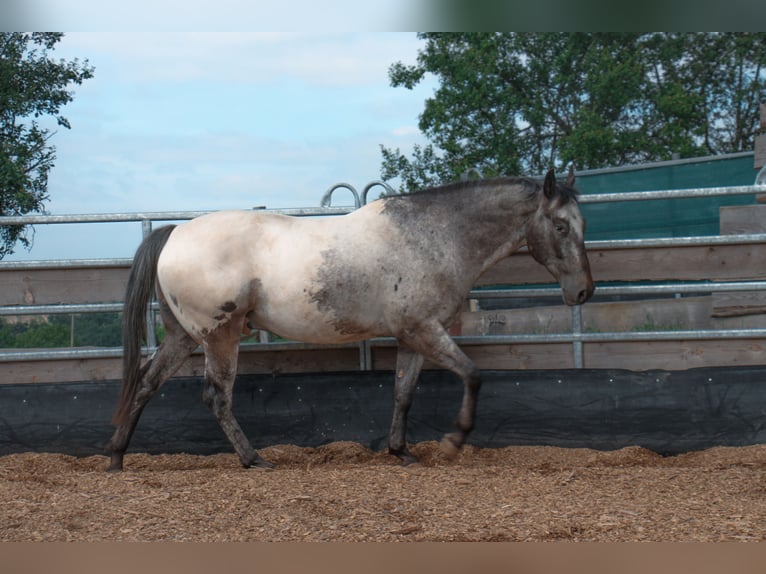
[[576, 285, 594, 305], [561, 274, 595, 306]]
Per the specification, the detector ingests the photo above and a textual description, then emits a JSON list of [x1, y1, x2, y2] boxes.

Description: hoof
[[246, 455, 276, 470], [389, 447, 420, 466], [399, 452, 421, 467], [106, 452, 124, 472], [440, 433, 463, 460]]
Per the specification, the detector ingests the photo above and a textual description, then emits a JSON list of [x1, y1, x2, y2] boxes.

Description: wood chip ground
[[2, 441, 766, 541]]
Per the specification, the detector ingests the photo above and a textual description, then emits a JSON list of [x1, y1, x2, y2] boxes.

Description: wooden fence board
[[0, 267, 129, 306], [713, 204, 766, 316], [582, 339, 766, 371], [479, 242, 766, 285], [461, 297, 715, 336], [720, 204, 766, 235]]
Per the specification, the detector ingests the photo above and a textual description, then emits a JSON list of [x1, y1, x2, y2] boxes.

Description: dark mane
[[549, 179, 580, 204], [394, 175, 580, 204]]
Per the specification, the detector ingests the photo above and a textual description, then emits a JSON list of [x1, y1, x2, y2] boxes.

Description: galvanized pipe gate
[[2, 177, 766, 373]]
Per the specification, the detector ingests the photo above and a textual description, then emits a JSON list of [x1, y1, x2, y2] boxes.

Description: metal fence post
[[571, 305, 584, 368], [359, 340, 372, 371]]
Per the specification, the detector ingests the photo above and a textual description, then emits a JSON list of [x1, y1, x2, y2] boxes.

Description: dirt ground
[[2, 440, 766, 542]]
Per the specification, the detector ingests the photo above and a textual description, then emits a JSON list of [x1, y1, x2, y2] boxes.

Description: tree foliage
[[0, 33, 94, 257], [381, 33, 766, 192]]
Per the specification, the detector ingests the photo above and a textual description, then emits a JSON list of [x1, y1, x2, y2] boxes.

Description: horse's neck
[[382, 184, 537, 271], [446, 187, 537, 268]]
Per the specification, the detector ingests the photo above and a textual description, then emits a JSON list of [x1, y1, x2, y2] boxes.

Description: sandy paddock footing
[[2, 441, 766, 541]]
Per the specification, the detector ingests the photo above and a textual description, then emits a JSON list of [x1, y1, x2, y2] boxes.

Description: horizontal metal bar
[[0, 303, 125, 316], [591, 281, 766, 297], [580, 185, 766, 204], [363, 329, 766, 348], [0, 339, 365, 362], [470, 281, 766, 300], [586, 233, 766, 250], [0, 347, 125, 362], [0, 206, 353, 226], [577, 329, 766, 343], [452, 328, 766, 345], [470, 287, 564, 299], [261, 328, 766, 349], [0, 258, 132, 270]]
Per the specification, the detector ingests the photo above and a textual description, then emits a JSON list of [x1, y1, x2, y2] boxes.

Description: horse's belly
[[252, 288, 387, 344]]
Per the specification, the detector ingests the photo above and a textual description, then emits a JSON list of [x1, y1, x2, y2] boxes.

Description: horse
[[106, 167, 594, 471]]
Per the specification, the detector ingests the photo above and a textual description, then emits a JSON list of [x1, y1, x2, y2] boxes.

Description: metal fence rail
[[2, 180, 766, 370]]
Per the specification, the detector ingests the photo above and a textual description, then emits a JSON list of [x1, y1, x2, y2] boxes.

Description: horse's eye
[[554, 220, 569, 235]]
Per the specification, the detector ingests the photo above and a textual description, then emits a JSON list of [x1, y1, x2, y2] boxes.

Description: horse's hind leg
[[107, 309, 198, 471], [400, 322, 482, 459], [387, 343, 424, 465], [201, 330, 274, 469]]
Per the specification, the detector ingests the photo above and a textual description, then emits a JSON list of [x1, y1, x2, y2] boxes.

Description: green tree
[[69, 312, 122, 347], [12, 318, 69, 348], [0, 313, 123, 349], [382, 33, 766, 192], [0, 33, 94, 257]]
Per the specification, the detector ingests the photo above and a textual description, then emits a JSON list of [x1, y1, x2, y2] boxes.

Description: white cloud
[[60, 32, 424, 87], [391, 126, 421, 137]]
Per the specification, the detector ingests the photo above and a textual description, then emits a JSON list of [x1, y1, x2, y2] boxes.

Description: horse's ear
[[543, 168, 556, 200], [566, 164, 575, 187]]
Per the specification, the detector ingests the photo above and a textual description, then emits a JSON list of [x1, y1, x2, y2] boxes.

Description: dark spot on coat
[[309, 248, 372, 336], [219, 301, 237, 313], [214, 313, 226, 321]]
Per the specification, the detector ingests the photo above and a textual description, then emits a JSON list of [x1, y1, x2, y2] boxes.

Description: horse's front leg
[[401, 322, 482, 459], [388, 343, 425, 465], [441, 362, 481, 458]]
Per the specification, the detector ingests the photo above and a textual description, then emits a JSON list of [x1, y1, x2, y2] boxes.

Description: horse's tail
[[112, 225, 177, 426]]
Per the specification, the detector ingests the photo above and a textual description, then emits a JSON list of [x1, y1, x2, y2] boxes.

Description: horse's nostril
[[577, 289, 588, 304]]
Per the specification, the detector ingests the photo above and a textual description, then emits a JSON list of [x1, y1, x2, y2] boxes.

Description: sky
[[6, 0, 765, 262], [5, 31, 435, 260]]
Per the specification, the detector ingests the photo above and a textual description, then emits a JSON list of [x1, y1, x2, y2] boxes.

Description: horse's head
[[526, 167, 595, 306]]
